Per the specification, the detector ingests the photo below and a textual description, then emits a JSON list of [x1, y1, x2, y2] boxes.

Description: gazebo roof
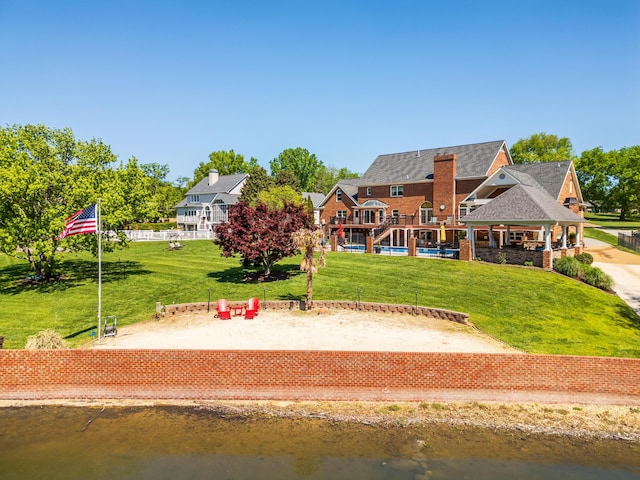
[[460, 184, 586, 226]]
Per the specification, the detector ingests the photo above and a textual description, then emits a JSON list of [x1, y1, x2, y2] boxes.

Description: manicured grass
[[1, 241, 639, 357], [585, 212, 640, 230]]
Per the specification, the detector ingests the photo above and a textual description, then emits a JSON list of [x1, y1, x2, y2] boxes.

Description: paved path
[[583, 231, 640, 314]]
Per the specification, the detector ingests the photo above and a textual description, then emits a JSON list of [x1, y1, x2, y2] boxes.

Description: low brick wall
[[1, 350, 639, 404], [164, 301, 471, 325]]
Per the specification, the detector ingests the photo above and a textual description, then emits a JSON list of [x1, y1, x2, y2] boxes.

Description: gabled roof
[[303, 192, 325, 208], [319, 179, 361, 207], [460, 184, 586, 226], [186, 173, 248, 195], [359, 140, 510, 185], [504, 161, 573, 200], [213, 193, 241, 205]]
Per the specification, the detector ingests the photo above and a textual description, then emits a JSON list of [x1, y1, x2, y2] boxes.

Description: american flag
[[59, 204, 98, 239]]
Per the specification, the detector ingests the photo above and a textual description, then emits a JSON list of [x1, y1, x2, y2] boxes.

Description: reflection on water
[[0, 406, 639, 479]]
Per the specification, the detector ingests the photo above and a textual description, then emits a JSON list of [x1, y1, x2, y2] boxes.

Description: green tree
[[0, 124, 150, 279], [270, 147, 322, 192], [313, 165, 359, 194], [511, 133, 577, 164], [192, 150, 258, 185], [255, 185, 302, 210], [274, 169, 302, 192], [577, 146, 640, 219], [239, 166, 274, 206], [141, 162, 182, 221]]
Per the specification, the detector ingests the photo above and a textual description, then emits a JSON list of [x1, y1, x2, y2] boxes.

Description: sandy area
[[91, 309, 517, 353]]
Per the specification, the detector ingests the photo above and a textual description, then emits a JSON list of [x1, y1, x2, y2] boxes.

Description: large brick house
[[318, 140, 585, 251]]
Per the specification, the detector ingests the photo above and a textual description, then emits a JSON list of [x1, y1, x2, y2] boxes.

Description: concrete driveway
[[583, 232, 640, 314]]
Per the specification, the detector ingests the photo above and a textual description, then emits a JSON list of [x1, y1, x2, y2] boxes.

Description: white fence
[[122, 230, 214, 242]]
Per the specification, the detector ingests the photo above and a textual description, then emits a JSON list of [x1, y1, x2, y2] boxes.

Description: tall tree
[[0, 124, 150, 279], [214, 201, 312, 277], [270, 147, 322, 192], [511, 133, 577, 164], [141, 162, 182, 221], [292, 227, 326, 310], [192, 150, 257, 185], [577, 146, 640, 220], [239, 166, 274, 205], [255, 185, 302, 210], [313, 165, 359, 194]]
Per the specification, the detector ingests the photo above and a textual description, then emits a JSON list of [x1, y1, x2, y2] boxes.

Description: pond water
[[1, 406, 639, 479]]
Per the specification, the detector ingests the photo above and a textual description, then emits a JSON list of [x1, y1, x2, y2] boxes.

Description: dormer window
[[366, 187, 372, 196], [390, 185, 404, 197], [336, 189, 342, 202], [189, 195, 200, 203]]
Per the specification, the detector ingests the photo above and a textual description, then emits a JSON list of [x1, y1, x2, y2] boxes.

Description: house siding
[[486, 149, 510, 176]]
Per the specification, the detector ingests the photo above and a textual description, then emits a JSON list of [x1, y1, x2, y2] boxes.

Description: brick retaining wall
[[1, 350, 639, 404]]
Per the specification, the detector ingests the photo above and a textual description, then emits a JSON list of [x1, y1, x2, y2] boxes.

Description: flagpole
[[97, 198, 102, 342]]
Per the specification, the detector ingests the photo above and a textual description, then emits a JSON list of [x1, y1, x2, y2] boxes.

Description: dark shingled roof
[[186, 173, 248, 195], [359, 140, 508, 185], [504, 161, 572, 200], [460, 184, 586, 225]]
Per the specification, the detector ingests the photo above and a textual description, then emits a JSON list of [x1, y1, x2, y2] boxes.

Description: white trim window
[[336, 189, 342, 202], [420, 201, 433, 225], [336, 210, 347, 219], [189, 195, 200, 203], [390, 185, 404, 197], [366, 187, 372, 196]]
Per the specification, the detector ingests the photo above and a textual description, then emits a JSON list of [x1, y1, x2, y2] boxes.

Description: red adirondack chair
[[216, 299, 231, 320], [245, 297, 260, 319]]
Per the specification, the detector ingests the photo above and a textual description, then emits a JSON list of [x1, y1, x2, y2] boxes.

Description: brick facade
[[2, 350, 639, 404], [432, 154, 457, 221]]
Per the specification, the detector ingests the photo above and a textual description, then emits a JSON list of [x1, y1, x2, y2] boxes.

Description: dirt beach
[[90, 309, 517, 353]]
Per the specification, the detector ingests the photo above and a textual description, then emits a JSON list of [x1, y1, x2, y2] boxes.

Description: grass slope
[[1, 241, 639, 357]]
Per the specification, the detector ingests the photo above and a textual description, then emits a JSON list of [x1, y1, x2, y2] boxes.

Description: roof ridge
[[376, 140, 505, 157]]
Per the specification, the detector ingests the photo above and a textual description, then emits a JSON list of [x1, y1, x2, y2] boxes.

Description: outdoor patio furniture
[[246, 297, 260, 318], [216, 299, 231, 320]]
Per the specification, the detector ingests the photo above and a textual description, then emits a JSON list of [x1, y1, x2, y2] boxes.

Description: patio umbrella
[[440, 224, 446, 243], [338, 221, 344, 238]]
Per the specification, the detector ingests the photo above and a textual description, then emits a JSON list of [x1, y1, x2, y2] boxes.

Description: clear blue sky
[[1, 0, 638, 182]]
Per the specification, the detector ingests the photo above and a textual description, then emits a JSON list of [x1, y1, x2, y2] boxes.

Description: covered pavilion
[[459, 184, 588, 270]]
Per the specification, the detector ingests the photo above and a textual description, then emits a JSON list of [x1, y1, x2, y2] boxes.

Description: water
[[342, 245, 458, 257], [1, 406, 639, 479]]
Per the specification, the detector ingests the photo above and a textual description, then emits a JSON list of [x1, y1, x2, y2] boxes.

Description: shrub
[[523, 261, 534, 267], [553, 256, 582, 278], [24, 329, 67, 350], [582, 265, 614, 291], [574, 252, 594, 265]]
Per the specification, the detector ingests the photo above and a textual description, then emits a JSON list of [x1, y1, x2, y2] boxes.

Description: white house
[[176, 170, 248, 232]]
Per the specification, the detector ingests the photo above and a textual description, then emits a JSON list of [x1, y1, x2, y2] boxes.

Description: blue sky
[[1, 1, 638, 182]]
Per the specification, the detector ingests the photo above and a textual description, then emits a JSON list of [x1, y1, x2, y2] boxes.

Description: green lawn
[[1, 241, 639, 357], [585, 212, 640, 230]]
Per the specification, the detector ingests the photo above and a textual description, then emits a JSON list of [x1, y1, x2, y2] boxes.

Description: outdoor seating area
[[215, 297, 260, 320]]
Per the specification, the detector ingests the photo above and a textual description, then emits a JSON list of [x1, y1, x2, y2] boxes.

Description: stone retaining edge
[[162, 300, 471, 326]]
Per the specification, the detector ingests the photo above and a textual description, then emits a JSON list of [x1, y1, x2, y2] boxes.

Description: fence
[[618, 232, 640, 253], [123, 229, 214, 242]]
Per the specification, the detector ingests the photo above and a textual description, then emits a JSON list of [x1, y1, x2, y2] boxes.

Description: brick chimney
[[208, 169, 219, 186], [432, 153, 457, 221]]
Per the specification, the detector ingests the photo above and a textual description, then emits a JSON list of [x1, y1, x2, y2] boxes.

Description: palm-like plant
[[292, 228, 327, 310]]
